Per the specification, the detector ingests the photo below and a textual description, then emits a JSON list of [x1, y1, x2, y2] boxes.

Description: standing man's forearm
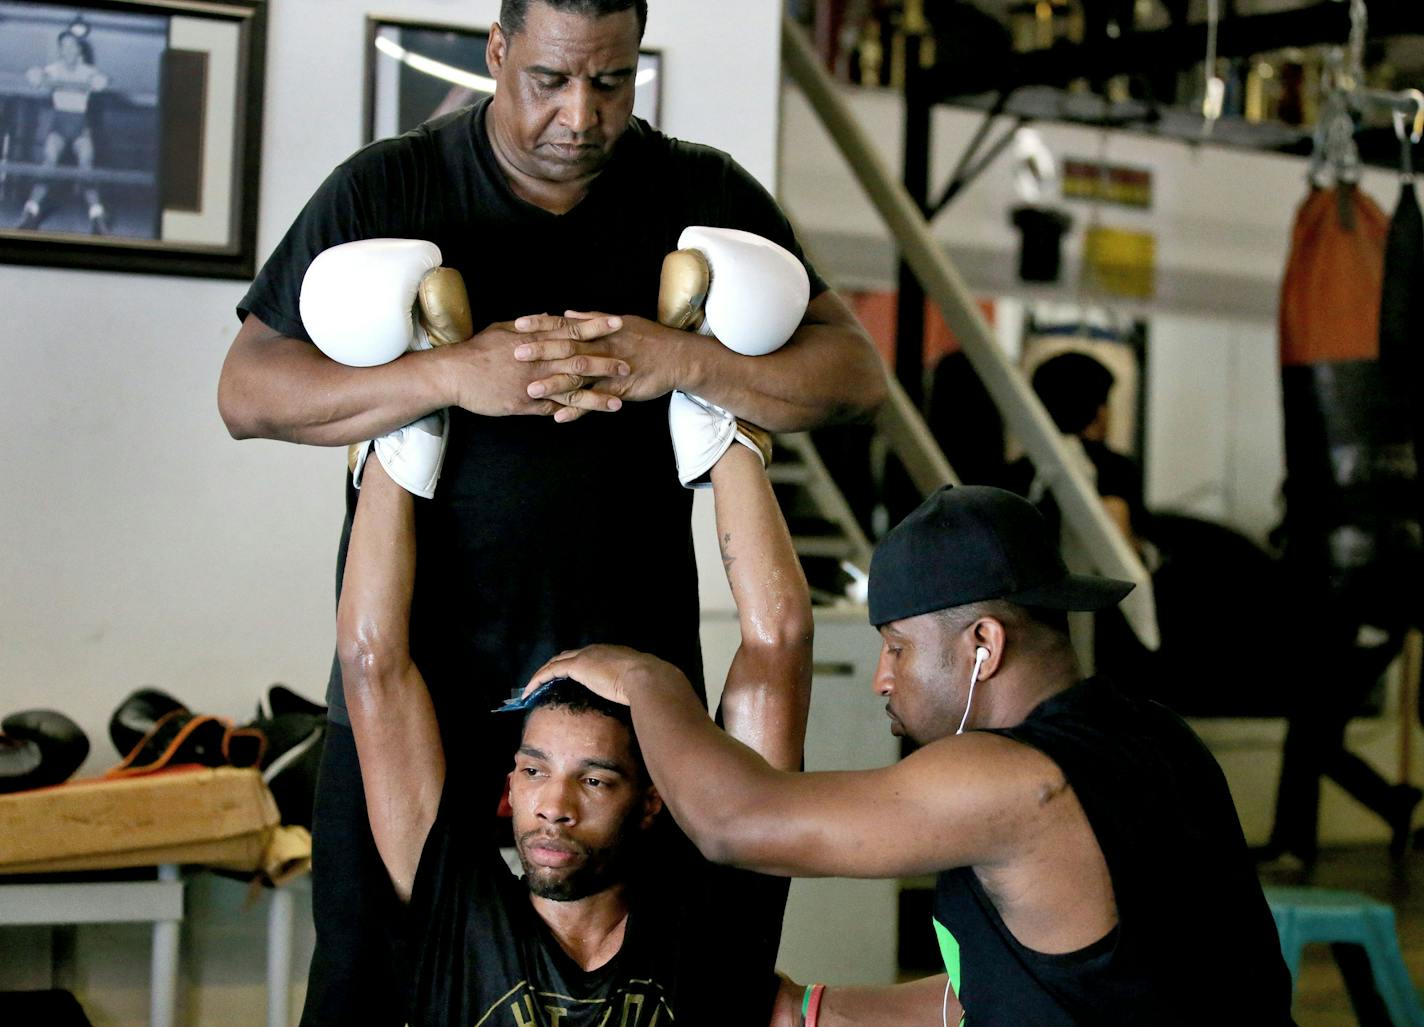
[[509, 291, 886, 430], [218, 314, 452, 444], [688, 297, 886, 431]]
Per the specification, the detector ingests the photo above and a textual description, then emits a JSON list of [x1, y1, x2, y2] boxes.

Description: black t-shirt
[[932, 678, 1293, 1025], [402, 786, 790, 1026], [238, 101, 827, 728]]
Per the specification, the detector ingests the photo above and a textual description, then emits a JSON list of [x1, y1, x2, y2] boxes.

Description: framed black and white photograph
[[0, 0, 266, 278], [365, 16, 661, 144]]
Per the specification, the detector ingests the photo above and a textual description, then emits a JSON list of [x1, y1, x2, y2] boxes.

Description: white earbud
[[956, 647, 991, 736]]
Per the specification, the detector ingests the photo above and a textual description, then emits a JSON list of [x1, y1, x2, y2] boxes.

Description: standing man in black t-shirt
[[216, 1, 881, 1021], [340, 425, 810, 1025], [534, 486, 1294, 1025]]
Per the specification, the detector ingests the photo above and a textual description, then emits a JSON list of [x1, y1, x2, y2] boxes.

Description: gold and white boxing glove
[[659, 226, 810, 356], [658, 227, 808, 487], [299, 239, 473, 499]]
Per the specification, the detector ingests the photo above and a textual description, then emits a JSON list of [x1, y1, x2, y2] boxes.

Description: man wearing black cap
[[532, 485, 1294, 1025]]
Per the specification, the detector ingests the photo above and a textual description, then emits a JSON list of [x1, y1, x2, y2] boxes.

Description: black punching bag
[[1379, 177, 1424, 528], [1279, 185, 1422, 631]]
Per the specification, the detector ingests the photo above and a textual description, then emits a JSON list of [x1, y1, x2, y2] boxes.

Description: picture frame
[[365, 15, 662, 144], [0, 0, 267, 279]]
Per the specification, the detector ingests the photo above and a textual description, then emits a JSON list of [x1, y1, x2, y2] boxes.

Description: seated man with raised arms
[[336, 425, 812, 1024]]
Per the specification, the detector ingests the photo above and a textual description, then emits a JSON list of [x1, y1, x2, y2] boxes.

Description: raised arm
[[335, 458, 445, 901], [688, 290, 885, 430], [708, 444, 812, 771]]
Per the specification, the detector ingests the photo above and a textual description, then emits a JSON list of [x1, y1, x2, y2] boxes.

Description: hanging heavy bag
[[1377, 177, 1424, 528], [1278, 185, 1423, 629]]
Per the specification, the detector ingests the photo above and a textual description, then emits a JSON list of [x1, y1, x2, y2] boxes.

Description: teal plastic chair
[[1265, 886, 1424, 1026]]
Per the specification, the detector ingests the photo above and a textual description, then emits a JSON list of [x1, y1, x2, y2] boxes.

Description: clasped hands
[[440, 310, 693, 423]]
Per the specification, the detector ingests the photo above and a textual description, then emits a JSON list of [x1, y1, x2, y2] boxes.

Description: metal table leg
[[149, 864, 181, 1027], [266, 886, 295, 1027]]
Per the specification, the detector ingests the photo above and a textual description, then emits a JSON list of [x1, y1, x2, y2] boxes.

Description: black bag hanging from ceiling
[[1278, 185, 1422, 633], [1378, 174, 1424, 533]]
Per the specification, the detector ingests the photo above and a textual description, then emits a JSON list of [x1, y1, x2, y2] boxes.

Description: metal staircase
[[768, 373, 956, 604], [771, 431, 873, 603], [777, 15, 1159, 649]]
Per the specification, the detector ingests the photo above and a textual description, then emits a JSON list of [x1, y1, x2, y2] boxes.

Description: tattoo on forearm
[[720, 531, 735, 572]]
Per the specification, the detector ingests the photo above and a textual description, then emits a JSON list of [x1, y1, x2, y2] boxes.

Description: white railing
[[781, 17, 1159, 650]]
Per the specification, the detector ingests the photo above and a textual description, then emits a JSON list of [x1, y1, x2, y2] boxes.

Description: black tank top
[[932, 678, 1294, 1025]]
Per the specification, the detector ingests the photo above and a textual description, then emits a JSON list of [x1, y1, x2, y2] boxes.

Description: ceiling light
[[374, 36, 496, 93], [375, 36, 659, 94]]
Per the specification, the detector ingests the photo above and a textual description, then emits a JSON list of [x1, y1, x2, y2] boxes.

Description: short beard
[[517, 822, 643, 902]]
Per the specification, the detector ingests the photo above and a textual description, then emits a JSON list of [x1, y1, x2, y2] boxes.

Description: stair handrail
[[781, 16, 1159, 650], [879, 374, 960, 497]]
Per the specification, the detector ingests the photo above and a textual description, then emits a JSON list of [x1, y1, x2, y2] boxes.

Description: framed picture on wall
[[0, 0, 266, 278], [365, 16, 662, 143]]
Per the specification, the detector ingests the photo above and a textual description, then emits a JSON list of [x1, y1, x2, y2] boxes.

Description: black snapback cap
[[867, 485, 1134, 628]]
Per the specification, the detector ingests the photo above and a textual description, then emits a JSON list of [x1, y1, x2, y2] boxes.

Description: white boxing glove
[[350, 413, 447, 501], [299, 239, 474, 499], [668, 392, 774, 488], [301, 239, 441, 365], [658, 227, 809, 487], [659, 226, 810, 356]]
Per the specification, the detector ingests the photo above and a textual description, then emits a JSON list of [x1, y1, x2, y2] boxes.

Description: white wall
[[0, 3, 783, 1022], [1143, 315, 1285, 539], [0, 0, 778, 775]]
